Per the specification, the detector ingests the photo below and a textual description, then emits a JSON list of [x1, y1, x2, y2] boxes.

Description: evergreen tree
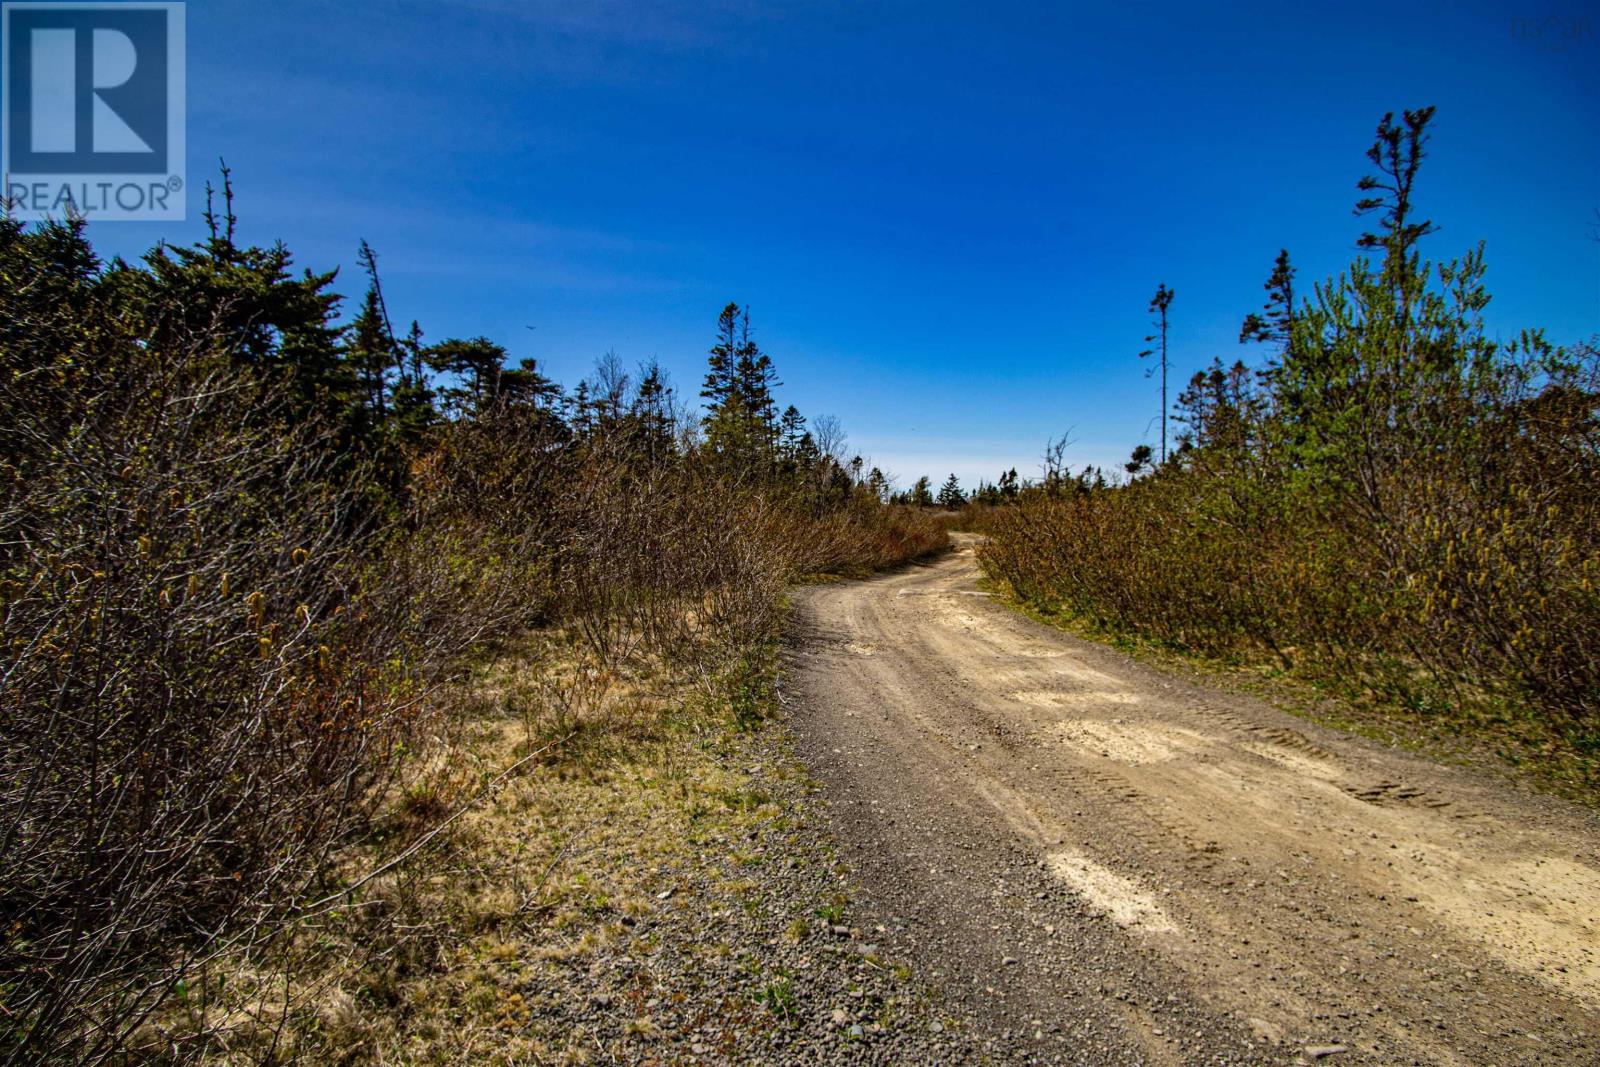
[[127, 169, 356, 452], [910, 476, 934, 507], [702, 302, 780, 472], [499, 357, 560, 408], [1125, 444, 1154, 475], [702, 303, 743, 415], [1176, 358, 1257, 453], [426, 337, 508, 417], [629, 359, 677, 463], [402, 320, 427, 383], [1268, 105, 1512, 523], [1138, 283, 1175, 465], [1354, 106, 1440, 375], [1356, 108, 1439, 278], [779, 405, 807, 455], [795, 431, 821, 469], [568, 379, 595, 436], [1239, 249, 1297, 354], [388, 319, 437, 444], [347, 285, 392, 419], [867, 466, 888, 501], [937, 474, 966, 508], [999, 467, 1019, 498], [348, 240, 402, 419], [824, 460, 854, 502], [733, 316, 780, 454]]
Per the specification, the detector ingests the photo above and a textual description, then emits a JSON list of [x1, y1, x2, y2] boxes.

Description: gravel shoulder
[[784, 538, 1600, 1065], [219, 641, 1002, 1065]]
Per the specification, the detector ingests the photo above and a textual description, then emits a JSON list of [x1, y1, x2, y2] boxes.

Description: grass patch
[[137, 619, 955, 1064]]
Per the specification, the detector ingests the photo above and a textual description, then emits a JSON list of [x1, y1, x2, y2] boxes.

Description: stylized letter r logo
[[5, 5, 173, 174], [30, 27, 151, 152]]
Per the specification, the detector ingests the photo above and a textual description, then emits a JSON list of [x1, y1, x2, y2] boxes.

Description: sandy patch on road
[[1045, 850, 1178, 934], [1047, 662, 1127, 688], [1409, 848, 1600, 1004], [1240, 741, 1341, 779], [1053, 719, 1210, 765], [1011, 688, 1142, 709]]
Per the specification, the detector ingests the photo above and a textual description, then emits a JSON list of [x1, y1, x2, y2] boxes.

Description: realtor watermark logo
[[1510, 13, 1594, 52], [2, 2, 185, 220]]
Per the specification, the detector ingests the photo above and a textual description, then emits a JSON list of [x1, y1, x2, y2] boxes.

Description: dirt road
[[785, 538, 1600, 1065]]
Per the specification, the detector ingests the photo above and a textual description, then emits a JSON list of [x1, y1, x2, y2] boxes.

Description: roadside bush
[[982, 342, 1598, 728], [781, 499, 947, 576], [0, 340, 427, 1064], [981, 111, 1598, 751], [1, 208, 944, 1061]]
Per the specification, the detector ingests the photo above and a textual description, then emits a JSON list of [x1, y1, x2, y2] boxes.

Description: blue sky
[[81, 0, 1598, 488]]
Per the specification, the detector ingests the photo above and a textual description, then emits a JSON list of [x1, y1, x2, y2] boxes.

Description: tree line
[[0, 176, 944, 1063], [979, 107, 1599, 780]]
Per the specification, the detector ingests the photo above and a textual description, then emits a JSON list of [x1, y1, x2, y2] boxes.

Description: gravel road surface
[[785, 538, 1600, 1065]]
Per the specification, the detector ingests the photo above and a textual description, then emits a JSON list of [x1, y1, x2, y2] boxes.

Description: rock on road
[[785, 537, 1600, 1065]]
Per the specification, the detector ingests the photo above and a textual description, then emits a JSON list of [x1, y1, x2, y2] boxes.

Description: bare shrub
[[980, 342, 1600, 743], [1, 348, 382, 1060], [0, 215, 957, 1061]]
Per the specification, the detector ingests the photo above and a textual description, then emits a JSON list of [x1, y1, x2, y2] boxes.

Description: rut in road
[[786, 537, 1600, 1066]]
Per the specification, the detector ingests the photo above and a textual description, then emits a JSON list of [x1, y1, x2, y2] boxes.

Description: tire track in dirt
[[786, 538, 1600, 1064]]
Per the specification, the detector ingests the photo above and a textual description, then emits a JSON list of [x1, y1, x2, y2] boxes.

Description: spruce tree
[[348, 285, 392, 419], [1239, 249, 1296, 354], [795, 431, 821, 469], [702, 303, 742, 414], [1176, 358, 1256, 453], [1139, 283, 1175, 465], [630, 360, 677, 463], [779, 405, 806, 454], [868, 466, 888, 501], [138, 173, 351, 441], [732, 314, 780, 457], [426, 337, 508, 417], [388, 320, 437, 444], [702, 302, 780, 473]]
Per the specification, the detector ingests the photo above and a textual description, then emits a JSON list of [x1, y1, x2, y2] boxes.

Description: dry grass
[[122, 626, 792, 1063]]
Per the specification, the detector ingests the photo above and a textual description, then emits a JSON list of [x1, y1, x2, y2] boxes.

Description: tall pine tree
[[1139, 283, 1175, 465], [702, 302, 781, 473]]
